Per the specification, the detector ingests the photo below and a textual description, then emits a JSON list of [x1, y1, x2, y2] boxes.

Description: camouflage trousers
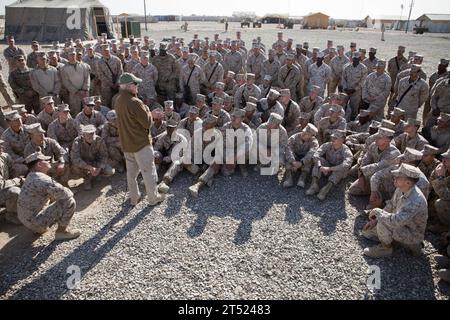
[[348, 176, 371, 196], [71, 163, 115, 180], [348, 90, 362, 120], [328, 78, 341, 97], [285, 157, 313, 173], [198, 163, 221, 184], [312, 159, 348, 185], [376, 218, 423, 246], [434, 199, 450, 226], [107, 145, 124, 169], [18, 197, 76, 232], [101, 86, 115, 109], [49, 163, 71, 186], [0, 186, 20, 214]]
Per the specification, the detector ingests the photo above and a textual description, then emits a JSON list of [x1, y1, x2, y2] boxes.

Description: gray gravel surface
[[0, 171, 449, 300]]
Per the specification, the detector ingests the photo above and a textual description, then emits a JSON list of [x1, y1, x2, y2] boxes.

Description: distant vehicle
[[413, 26, 428, 34], [241, 18, 252, 28], [253, 20, 262, 28], [283, 19, 294, 29]]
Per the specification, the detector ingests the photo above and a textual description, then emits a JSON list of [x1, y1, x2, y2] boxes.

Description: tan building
[[302, 12, 330, 29]]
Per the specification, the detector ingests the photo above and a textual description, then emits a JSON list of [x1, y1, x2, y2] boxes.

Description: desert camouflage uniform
[[371, 164, 430, 206], [47, 118, 79, 151], [282, 100, 301, 135], [299, 95, 324, 114], [0, 152, 21, 214], [362, 57, 379, 73], [373, 185, 428, 245], [362, 72, 392, 120], [318, 116, 347, 144], [247, 53, 266, 84], [1, 127, 30, 176], [24, 137, 70, 184], [223, 51, 243, 74], [4, 46, 25, 73], [341, 63, 368, 119], [329, 55, 350, 95], [178, 118, 203, 140], [37, 110, 58, 131], [180, 64, 206, 104], [207, 109, 231, 128], [430, 169, 450, 226], [285, 133, 319, 174], [346, 120, 370, 134], [256, 122, 288, 167], [75, 110, 106, 134], [394, 132, 429, 153], [125, 58, 141, 74], [279, 64, 301, 101], [133, 63, 159, 102], [234, 84, 261, 109], [150, 121, 167, 140], [82, 54, 102, 95], [308, 63, 332, 98], [259, 99, 285, 122], [395, 77, 429, 120], [262, 59, 281, 87], [164, 111, 182, 125], [313, 103, 346, 126], [97, 56, 123, 108], [311, 142, 353, 184], [418, 158, 440, 179], [154, 131, 188, 182], [17, 171, 75, 233], [101, 122, 124, 169], [427, 78, 450, 127], [203, 62, 225, 92], [429, 125, 450, 154], [70, 135, 114, 178]]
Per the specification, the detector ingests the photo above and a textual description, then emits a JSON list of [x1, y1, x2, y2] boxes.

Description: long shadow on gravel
[[5, 201, 152, 299], [0, 223, 56, 296]]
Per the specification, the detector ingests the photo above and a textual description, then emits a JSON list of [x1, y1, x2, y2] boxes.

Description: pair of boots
[[305, 177, 334, 201], [158, 164, 200, 194], [283, 170, 308, 189]]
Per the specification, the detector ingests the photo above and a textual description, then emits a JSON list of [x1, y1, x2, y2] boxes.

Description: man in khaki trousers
[[115, 73, 165, 206]]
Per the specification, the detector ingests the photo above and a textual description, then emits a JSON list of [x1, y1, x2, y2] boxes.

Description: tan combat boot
[[282, 170, 294, 188], [158, 178, 171, 194], [55, 228, 81, 241], [189, 181, 205, 198], [297, 171, 308, 188], [363, 244, 393, 258], [148, 193, 166, 206], [306, 177, 320, 196], [317, 181, 333, 201]]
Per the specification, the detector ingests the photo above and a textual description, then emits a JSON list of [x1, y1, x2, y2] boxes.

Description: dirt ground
[[0, 22, 450, 299]]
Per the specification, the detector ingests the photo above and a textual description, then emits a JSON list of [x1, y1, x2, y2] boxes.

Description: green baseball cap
[[119, 73, 142, 85]]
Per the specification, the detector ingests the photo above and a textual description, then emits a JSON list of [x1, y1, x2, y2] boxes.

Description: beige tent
[[5, 0, 115, 42]]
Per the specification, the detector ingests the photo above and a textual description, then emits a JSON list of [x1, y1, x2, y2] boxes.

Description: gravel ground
[[1, 22, 450, 300]]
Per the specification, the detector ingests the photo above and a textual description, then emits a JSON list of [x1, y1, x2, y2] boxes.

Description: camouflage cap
[[231, 108, 246, 118], [438, 113, 450, 122], [441, 149, 450, 159], [204, 113, 218, 124], [336, 45, 344, 50], [267, 89, 280, 100], [410, 64, 422, 73], [83, 96, 96, 106], [41, 96, 54, 105], [329, 104, 342, 113], [12, 104, 27, 114], [263, 75, 273, 81], [405, 118, 421, 127], [4, 110, 21, 121], [392, 163, 422, 179], [215, 82, 225, 90], [189, 106, 199, 114], [227, 71, 236, 78], [81, 125, 96, 134], [302, 123, 318, 136], [440, 58, 449, 66], [14, 55, 25, 61], [369, 120, 381, 129], [166, 119, 178, 128], [317, 52, 325, 59], [57, 104, 70, 112], [196, 94, 206, 102], [303, 42, 309, 48], [397, 147, 423, 162], [390, 107, 406, 117], [369, 47, 377, 53], [245, 102, 257, 112], [352, 52, 361, 59], [286, 54, 295, 60], [376, 60, 386, 68], [421, 144, 439, 156], [377, 127, 395, 138], [164, 100, 174, 108], [359, 48, 367, 54], [267, 113, 283, 125], [381, 119, 396, 130], [25, 150, 51, 164], [248, 96, 258, 104], [106, 110, 117, 121], [212, 96, 224, 105], [246, 73, 256, 80], [279, 89, 291, 97], [398, 45, 406, 51], [236, 73, 245, 81], [25, 123, 45, 135], [350, 42, 357, 47], [330, 129, 346, 140]]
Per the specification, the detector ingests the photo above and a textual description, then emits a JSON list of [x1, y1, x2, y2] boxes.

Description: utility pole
[[405, 0, 414, 34], [144, 0, 148, 31]]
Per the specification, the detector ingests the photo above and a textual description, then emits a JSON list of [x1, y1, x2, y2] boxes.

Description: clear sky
[[1, 0, 449, 19]]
